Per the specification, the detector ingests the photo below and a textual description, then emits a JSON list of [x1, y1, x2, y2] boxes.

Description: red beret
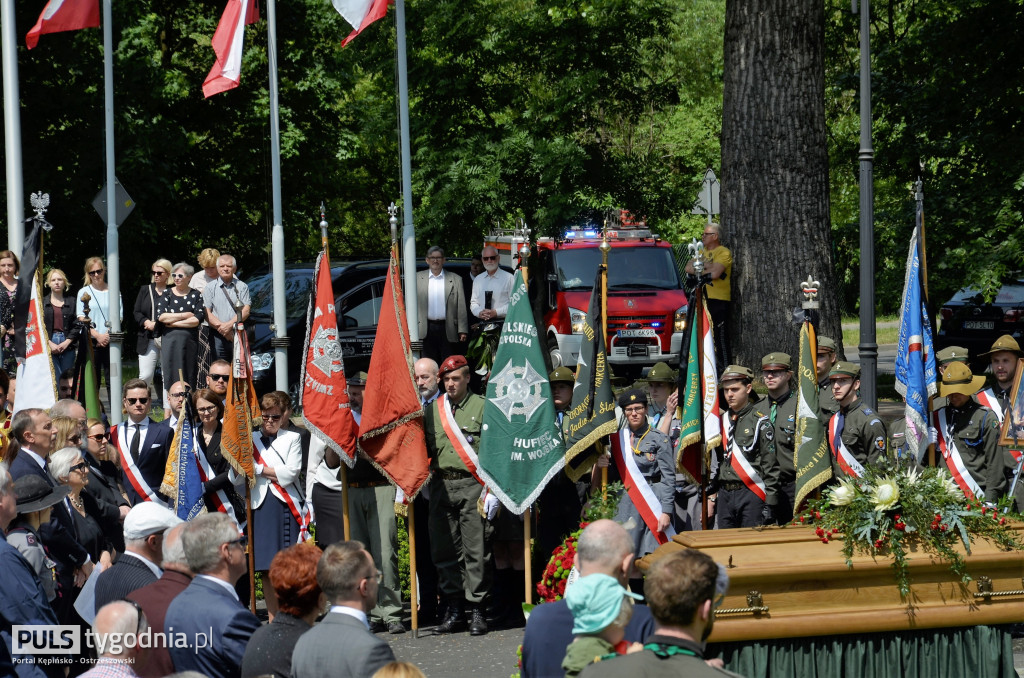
[[438, 355, 468, 376]]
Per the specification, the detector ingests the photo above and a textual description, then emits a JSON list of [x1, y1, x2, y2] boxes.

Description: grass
[[842, 314, 900, 346]]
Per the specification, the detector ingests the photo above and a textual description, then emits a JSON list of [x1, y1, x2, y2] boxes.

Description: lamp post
[[855, 0, 877, 408]]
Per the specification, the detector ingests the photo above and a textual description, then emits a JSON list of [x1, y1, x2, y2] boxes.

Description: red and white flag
[[301, 250, 359, 468], [14, 277, 57, 414], [202, 0, 260, 98], [26, 0, 99, 50], [332, 0, 392, 46]]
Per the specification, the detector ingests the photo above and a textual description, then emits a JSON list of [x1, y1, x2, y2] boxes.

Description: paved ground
[[389, 624, 524, 678]]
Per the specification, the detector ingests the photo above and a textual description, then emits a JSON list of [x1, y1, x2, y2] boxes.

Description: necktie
[[129, 424, 141, 463], [832, 412, 845, 451], [770, 401, 778, 425]]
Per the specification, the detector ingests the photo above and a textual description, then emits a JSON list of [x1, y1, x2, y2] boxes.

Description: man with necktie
[[114, 379, 174, 506]]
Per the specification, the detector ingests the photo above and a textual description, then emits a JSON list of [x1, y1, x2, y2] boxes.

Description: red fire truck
[[485, 213, 688, 376]]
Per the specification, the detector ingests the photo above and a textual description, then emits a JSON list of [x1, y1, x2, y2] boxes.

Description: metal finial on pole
[[319, 202, 328, 243], [388, 202, 399, 244], [688, 238, 706, 278]]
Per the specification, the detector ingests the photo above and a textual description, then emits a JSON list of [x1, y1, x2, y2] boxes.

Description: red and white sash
[[192, 441, 244, 532], [720, 414, 768, 501], [976, 389, 1023, 463], [827, 414, 866, 478], [932, 409, 985, 500], [253, 435, 311, 543], [610, 428, 675, 545], [114, 422, 167, 507], [436, 395, 485, 485]]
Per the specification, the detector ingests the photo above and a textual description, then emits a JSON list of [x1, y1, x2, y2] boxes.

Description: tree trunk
[[721, 0, 843, 367]]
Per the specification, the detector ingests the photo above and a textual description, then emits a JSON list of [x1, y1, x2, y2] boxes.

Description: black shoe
[[387, 621, 405, 634], [435, 606, 465, 634], [469, 608, 488, 636], [368, 619, 386, 633]]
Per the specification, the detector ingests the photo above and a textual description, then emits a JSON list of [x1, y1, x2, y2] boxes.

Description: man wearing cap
[[644, 363, 676, 428], [714, 367, 779, 528], [761, 353, 798, 523], [612, 389, 675, 558], [424, 354, 492, 635], [931, 362, 1006, 502], [417, 246, 469, 364], [7, 475, 69, 603], [340, 371, 404, 634], [816, 337, 840, 419], [647, 366, 702, 532], [975, 337, 1024, 507], [94, 502, 182, 611], [827, 362, 888, 478], [892, 345, 973, 457]]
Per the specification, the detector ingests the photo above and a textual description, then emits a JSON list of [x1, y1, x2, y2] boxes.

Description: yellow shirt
[[705, 245, 732, 301]]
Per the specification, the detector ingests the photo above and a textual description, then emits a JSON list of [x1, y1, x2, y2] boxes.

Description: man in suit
[[94, 502, 181, 611], [417, 246, 469, 363], [291, 541, 396, 678], [166, 512, 260, 678], [127, 523, 192, 678], [521, 520, 656, 678], [114, 379, 174, 505], [7, 409, 93, 621]]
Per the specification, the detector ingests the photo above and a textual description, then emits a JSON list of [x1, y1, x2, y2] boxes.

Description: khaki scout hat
[[935, 346, 969, 365], [719, 365, 754, 385], [643, 362, 676, 384], [347, 371, 369, 386], [761, 352, 792, 370], [938, 362, 987, 398], [979, 335, 1023, 359], [828, 361, 860, 380], [548, 367, 575, 384], [817, 337, 837, 353]]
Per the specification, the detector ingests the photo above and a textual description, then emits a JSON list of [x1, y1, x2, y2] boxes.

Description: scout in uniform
[[816, 336, 840, 419], [974, 336, 1023, 508], [423, 355, 492, 636], [761, 353, 798, 523], [827, 362, 887, 478], [714, 366, 780, 529], [931, 362, 1006, 502], [645, 363, 700, 532], [892, 345, 971, 457], [7, 475, 67, 603]]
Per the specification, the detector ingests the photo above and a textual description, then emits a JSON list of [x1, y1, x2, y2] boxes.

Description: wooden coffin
[[636, 524, 1024, 643]]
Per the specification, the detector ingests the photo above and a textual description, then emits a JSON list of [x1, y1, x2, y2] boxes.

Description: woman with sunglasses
[[76, 256, 123, 392], [49, 447, 115, 568], [133, 258, 172, 408], [84, 418, 130, 552], [158, 263, 205, 394]]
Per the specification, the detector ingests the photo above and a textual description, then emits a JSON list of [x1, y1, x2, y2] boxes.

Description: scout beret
[[817, 336, 837, 353], [548, 366, 575, 384], [761, 352, 792, 370], [938, 362, 987, 398], [719, 365, 754, 384], [643, 362, 676, 384], [935, 346, 969, 365], [617, 389, 648, 409], [828, 361, 860, 380], [979, 334, 1023, 358], [438, 355, 469, 377]]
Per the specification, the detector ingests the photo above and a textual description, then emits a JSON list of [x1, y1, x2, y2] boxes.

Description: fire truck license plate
[[617, 329, 657, 338]]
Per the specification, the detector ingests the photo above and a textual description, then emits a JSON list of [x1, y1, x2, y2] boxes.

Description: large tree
[[721, 0, 842, 364]]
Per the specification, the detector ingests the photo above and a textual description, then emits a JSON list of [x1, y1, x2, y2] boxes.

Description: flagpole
[[914, 179, 937, 469], [245, 483, 256, 614], [519, 240, 534, 606], [394, 0, 419, 352], [102, 0, 124, 426], [697, 287, 709, 531], [1, 0, 24, 254], [267, 0, 289, 392], [599, 231, 610, 492]]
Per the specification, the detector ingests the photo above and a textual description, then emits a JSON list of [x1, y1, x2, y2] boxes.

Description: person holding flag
[[975, 335, 1024, 509], [827, 362, 888, 478], [761, 353, 798, 524], [816, 337, 840, 420]]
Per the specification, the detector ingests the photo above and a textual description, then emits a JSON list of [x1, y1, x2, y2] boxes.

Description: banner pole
[[340, 465, 351, 540], [245, 483, 256, 615], [516, 237, 535, 604], [600, 228, 610, 492], [408, 502, 419, 636]]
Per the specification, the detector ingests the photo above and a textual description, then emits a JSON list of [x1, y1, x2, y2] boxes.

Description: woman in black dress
[[158, 263, 204, 391], [48, 446, 114, 566], [193, 388, 245, 519]]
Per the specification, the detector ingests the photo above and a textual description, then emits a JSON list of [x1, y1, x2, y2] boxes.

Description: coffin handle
[[716, 591, 769, 615], [973, 576, 1024, 600]]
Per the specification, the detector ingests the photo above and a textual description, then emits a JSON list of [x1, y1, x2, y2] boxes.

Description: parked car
[[937, 276, 1024, 371], [245, 258, 482, 400]]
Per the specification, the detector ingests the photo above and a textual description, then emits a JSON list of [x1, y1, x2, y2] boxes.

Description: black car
[[937, 276, 1024, 371], [245, 258, 481, 399]]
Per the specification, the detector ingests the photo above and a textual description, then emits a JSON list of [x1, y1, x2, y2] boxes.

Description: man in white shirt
[[416, 246, 468, 364], [203, 255, 251, 363], [470, 246, 514, 323]]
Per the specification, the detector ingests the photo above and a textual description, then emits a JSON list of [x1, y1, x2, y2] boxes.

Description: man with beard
[[470, 246, 513, 324]]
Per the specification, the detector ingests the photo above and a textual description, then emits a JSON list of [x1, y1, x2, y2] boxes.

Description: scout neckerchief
[[976, 388, 1023, 464], [114, 420, 167, 506], [932, 408, 985, 500], [827, 409, 866, 478], [720, 411, 768, 501], [436, 394, 485, 485], [253, 433, 312, 542], [610, 427, 676, 545]]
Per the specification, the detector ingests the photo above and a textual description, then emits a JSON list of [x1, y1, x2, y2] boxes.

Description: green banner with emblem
[[795, 320, 833, 507], [477, 270, 566, 514]]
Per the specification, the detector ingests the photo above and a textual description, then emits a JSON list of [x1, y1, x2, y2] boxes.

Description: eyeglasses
[[761, 369, 787, 378], [152, 270, 166, 276], [70, 462, 88, 472], [197, 406, 217, 414], [262, 414, 282, 422], [209, 374, 229, 382], [88, 433, 108, 442], [426, 256, 443, 261], [69, 435, 83, 444], [119, 598, 146, 637], [482, 256, 498, 261], [624, 406, 646, 415], [171, 273, 187, 279], [364, 569, 383, 584], [169, 391, 187, 398], [226, 536, 247, 549], [125, 397, 149, 405], [88, 269, 104, 277]]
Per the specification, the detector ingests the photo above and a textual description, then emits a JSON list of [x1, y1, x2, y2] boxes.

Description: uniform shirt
[[5, 521, 57, 602], [818, 378, 839, 420], [830, 399, 887, 472], [936, 400, 1006, 500], [624, 424, 676, 514], [704, 245, 732, 301], [719, 400, 780, 505], [470, 268, 514, 318], [424, 392, 485, 473], [767, 389, 798, 478]]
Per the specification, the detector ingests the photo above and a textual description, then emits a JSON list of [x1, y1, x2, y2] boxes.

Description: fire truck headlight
[[674, 306, 687, 332], [569, 307, 587, 334]]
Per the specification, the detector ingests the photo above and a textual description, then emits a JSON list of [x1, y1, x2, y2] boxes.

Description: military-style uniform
[[346, 454, 402, 626], [612, 423, 675, 557], [828, 399, 888, 477], [5, 519, 57, 602], [766, 388, 798, 523], [934, 400, 1006, 501], [818, 377, 839, 420], [717, 401, 779, 528], [424, 391, 492, 610]]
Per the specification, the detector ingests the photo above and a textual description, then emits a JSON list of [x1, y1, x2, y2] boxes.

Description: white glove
[[928, 427, 937, 445], [483, 492, 499, 521]]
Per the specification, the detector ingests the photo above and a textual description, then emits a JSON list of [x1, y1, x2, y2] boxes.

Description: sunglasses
[[169, 391, 187, 398], [761, 370, 787, 378], [171, 273, 187, 279], [88, 433, 109, 442], [88, 270, 104, 276], [152, 270, 166, 276], [226, 535, 248, 549], [262, 414, 282, 422], [482, 256, 498, 261], [70, 462, 89, 472], [69, 435, 83, 444], [125, 397, 149, 405], [209, 374, 229, 382], [119, 598, 146, 637]]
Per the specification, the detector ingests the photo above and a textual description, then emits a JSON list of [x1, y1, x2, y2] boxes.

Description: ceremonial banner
[[358, 247, 430, 499], [562, 269, 616, 478], [476, 270, 565, 514], [26, 0, 99, 49], [161, 398, 207, 521], [674, 289, 720, 484], [333, 0, 393, 46], [894, 221, 938, 464], [13, 223, 56, 414], [794, 321, 832, 507], [221, 324, 260, 482], [202, 0, 260, 97], [301, 250, 359, 468]]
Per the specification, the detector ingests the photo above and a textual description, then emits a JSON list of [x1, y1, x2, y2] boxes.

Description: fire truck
[[485, 212, 688, 375]]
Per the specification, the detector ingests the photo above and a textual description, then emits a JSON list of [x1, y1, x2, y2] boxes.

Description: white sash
[[253, 435, 311, 543], [827, 413, 866, 478], [115, 422, 167, 506], [436, 395, 484, 484], [720, 413, 767, 501], [932, 409, 985, 500], [610, 428, 675, 545]]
